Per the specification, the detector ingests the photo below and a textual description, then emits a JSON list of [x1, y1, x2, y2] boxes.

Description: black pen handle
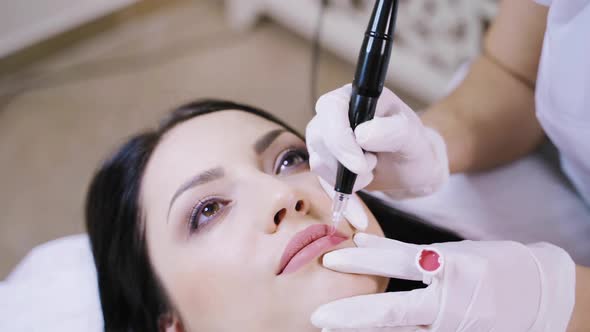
[[334, 0, 398, 195]]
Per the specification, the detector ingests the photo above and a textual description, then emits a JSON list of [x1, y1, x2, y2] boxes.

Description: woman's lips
[[277, 224, 348, 275]]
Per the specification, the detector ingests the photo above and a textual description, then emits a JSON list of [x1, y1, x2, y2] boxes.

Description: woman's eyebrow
[[254, 128, 287, 155], [167, 167, 225, 220]]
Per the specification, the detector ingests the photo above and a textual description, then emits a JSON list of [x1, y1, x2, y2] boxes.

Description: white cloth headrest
[[1, 234, 103, 331]]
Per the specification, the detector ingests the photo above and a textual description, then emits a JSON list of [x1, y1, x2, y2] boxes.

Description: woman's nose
[[260, 181, 311, 233], [273, 197, 310, 227]]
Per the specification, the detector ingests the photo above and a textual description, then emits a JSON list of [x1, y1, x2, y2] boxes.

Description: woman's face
[[141, 111, 387, 331]]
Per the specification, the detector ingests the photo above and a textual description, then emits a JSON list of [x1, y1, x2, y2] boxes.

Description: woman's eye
[[275, 148, 309, 175], [188, 198, 231, 233]]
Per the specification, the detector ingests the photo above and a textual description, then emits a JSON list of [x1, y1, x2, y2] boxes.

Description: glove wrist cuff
[[526, 242, 576, 332], [422, 127, 450, 191], [384, 127, 449, 199]]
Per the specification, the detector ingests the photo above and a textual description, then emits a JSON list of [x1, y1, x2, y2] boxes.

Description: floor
[[0, 0, 423, 278]]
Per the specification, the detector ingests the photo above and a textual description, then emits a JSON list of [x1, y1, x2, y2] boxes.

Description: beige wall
[[0, 0, 137, 57]]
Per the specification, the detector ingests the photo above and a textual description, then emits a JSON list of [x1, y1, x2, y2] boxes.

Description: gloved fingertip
[[322, 251, 351, 271], [321, 251, 337, 266], [351, 218, 368, 231], [339, 83, 353, 94], [316, 87, 352, 116], [364, 152, 378, 171], [310, 307, 333, 328], [305, 116, 319, 136], [352, 232, 372, 247], [354, 122, 372, 145], [345, 196, 369, 230], [308, 152, 320, 166]]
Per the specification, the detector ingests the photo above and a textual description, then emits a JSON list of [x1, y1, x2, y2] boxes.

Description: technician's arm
[[422, 0, 548, 173], [568, 265, 590, 331]]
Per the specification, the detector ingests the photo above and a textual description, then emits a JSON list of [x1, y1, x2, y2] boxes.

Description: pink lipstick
[[277, 224, 348, 275]]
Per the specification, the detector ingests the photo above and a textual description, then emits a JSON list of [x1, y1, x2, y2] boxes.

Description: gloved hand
[[312, 233, 576, 332], [306, 84, 449, 198]]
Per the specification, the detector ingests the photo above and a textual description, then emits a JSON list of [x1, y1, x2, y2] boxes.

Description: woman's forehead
[[144, 110, 287, 186], [160, 110, 284, 153]]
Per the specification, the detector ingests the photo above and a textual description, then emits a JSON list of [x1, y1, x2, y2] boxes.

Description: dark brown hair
[[85, 100, 301, 331]]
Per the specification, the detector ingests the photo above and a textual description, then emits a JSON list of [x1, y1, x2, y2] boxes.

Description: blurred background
[[0, 0, 496, 278]]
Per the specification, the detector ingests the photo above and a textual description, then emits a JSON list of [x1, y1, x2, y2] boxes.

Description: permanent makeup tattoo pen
[[331, 0, 399, 230]]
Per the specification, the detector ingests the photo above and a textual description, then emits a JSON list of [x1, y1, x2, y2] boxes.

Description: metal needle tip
[[330, 192, 349, 234]]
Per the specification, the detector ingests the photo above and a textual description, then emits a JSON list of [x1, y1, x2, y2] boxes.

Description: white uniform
[[535, 0, 590, 205], [378, 0, 590, 264]]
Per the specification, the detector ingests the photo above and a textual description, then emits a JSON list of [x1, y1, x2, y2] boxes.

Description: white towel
[[0, 234, 103, 331]]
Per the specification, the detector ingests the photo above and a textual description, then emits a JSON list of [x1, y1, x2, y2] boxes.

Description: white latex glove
[[312, 233, 576, 332], [306, 84, 449, 198]]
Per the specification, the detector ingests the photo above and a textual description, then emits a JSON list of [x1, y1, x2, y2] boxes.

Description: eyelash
[[188, 197, 232, 234], [273, 147, 309, 175]]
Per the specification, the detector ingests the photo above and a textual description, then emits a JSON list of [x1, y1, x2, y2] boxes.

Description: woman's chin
[[273, 263, 387, 332]]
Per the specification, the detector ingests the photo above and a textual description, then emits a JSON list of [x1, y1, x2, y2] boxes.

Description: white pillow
[[0, 234, 103, 331]]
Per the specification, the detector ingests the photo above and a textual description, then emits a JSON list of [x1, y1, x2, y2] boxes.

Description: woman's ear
[[158, 312, 185, 332]]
